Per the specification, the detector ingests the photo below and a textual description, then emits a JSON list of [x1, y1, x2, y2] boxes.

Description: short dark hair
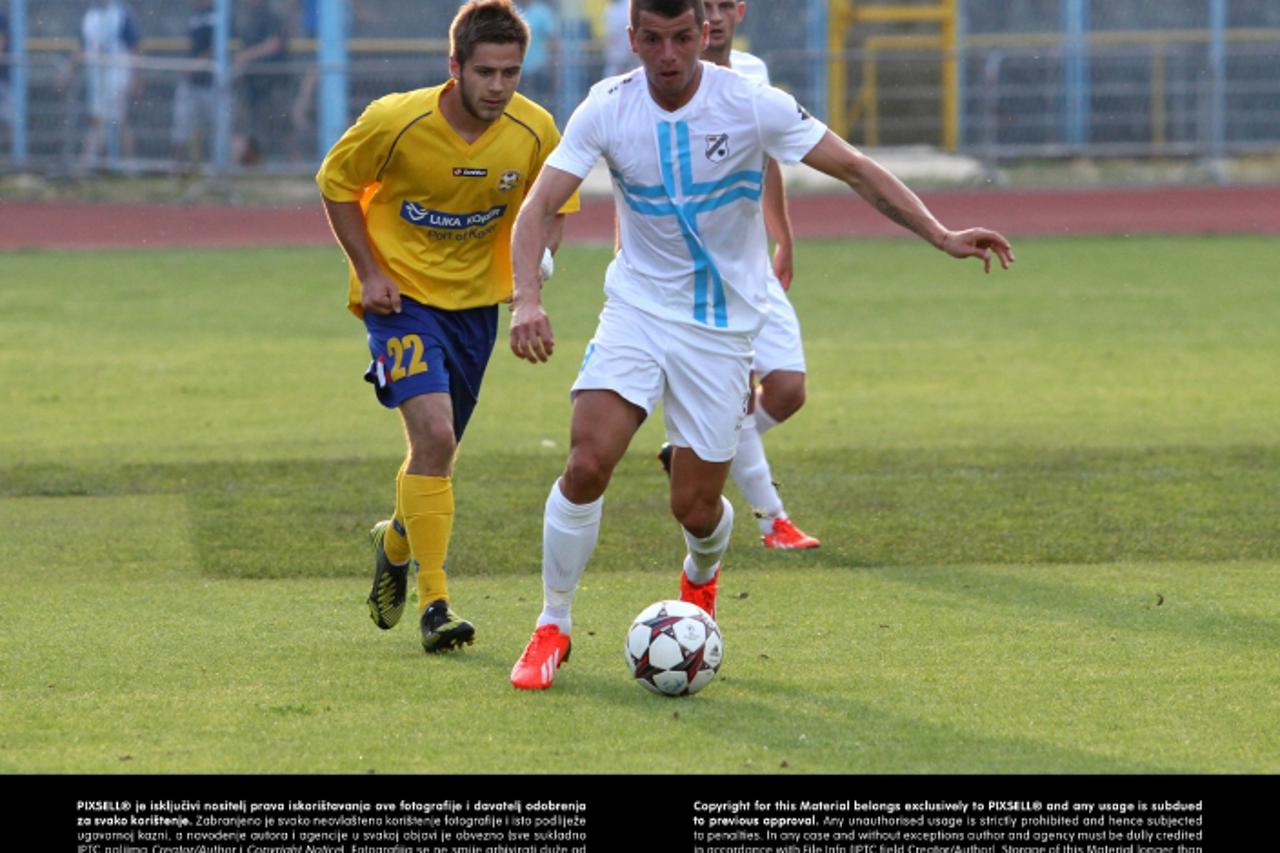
[[450, 0, 530, 66], [630, 0, 706, 30]]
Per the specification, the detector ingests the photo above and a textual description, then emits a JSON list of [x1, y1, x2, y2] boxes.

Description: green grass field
[[1, 236, 1277, 774]]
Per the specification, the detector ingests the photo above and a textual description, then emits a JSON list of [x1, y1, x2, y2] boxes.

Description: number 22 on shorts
[[386, 334, 428, 382]]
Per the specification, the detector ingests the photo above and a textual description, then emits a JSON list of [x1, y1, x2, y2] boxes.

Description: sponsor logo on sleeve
[[607, 74, 638, 95]]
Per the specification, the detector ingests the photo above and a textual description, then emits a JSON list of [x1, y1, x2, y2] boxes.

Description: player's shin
[[682, 496, 734, 584], [384, 459, 413, 565], [730, 414, 786, 532], [538, 479, 603, 635], [400, 473, 455, 611]]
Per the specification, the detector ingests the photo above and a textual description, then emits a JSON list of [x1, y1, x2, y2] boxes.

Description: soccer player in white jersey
[[658, 0, 821, 550], [506, 0, 1013, 690]]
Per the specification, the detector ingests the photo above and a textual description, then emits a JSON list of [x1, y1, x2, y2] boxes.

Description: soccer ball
[[624, 600, 723, 696]]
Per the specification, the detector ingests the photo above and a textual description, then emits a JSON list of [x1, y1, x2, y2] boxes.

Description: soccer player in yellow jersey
[[316, 0, 577, 653]]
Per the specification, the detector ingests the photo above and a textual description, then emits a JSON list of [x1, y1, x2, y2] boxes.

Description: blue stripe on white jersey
[[675, 122, 762, 196], [608, 120, 762, 328]]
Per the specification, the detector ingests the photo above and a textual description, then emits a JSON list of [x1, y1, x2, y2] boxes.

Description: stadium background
[[3, 0, 1280, 176]]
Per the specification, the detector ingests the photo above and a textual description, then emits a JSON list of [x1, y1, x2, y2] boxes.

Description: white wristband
[[540, 247, 555, 281]]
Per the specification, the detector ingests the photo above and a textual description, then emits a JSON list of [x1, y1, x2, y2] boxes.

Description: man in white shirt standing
[[507, 0, 1013, 690], [73, 0, 139, 168], [658, 0, 821, 550]]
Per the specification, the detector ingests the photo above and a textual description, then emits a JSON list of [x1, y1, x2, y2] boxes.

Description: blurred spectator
[[602, 0, 635, 78], [299, 0, 319, 39], [289, 0, 371, 163], [68, 0, 141, 169], [289, 0, 319, 160], [233, 0, 288, 166], [518, 0, 557, 108], [172, 0, 217, 169]]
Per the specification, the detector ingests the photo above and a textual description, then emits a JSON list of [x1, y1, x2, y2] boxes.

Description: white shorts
[[752, 272, 806, 377], [572, 299, 752, 463], [86, 61, 131, 123]]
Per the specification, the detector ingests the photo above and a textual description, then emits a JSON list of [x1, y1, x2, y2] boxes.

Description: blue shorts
[[362, 299, 499, 440]]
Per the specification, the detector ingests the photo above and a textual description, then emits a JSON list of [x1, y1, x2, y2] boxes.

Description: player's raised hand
[[941, 228, 1016, 273], [360, 271, 402, 315], [510, 302, 555, 364]]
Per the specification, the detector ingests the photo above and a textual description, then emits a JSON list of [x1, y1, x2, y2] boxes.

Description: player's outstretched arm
[[801, 132, 1014, 273], [510, 166, 584, 364], [321, 196, 402, 314]]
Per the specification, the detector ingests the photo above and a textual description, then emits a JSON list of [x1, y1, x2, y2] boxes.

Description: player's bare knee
[[772, 389, 805, 421], [670, 494, 721, 538], [405, 422, 456, 475], [760, 374, 806, 421], [562, 449, 615, 503]]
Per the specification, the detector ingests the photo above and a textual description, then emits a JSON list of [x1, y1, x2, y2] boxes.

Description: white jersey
[[729, 49, 770, 86], [81, 2, 137, 61], [728, 49, 807, 377], [547, 62, 827, 335]]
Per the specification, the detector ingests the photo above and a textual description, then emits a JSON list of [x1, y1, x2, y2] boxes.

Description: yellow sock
[[383, 462, 412, 565], [384, 516, 411, 565], [399, 473, 454, 614]]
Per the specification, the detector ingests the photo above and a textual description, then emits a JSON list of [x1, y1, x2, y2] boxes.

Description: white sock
[[754, 405, 781, 435], [730, 413, 785, 534], [537, 479, 602, 636], [682, 497, 734, 585]]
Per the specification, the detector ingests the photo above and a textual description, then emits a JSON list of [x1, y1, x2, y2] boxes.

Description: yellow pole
[[852, 4, 949, 23], [829, 0, 850, 139]]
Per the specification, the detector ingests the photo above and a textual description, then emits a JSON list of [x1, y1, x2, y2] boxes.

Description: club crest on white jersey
[[705, 134, 730, 162]]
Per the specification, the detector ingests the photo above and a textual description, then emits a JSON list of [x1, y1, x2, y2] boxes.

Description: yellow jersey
[[316, 81, 578, 316]]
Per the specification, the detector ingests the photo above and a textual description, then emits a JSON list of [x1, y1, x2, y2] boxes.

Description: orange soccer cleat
[[679, 566, 720, 620], [510, 624, 572, 690], [762, 517, 821, 550]]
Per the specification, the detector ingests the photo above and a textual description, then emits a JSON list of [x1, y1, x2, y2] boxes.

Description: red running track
[[1, 185, 1276, 251]]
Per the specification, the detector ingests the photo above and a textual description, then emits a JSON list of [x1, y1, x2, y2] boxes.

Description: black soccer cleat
[[420, 598, 476, 653], [367, 520, 409, 629], [657, 442, 674, 477]]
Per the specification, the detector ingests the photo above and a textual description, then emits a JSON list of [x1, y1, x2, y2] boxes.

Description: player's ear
[[448, 55, 462, 81]]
